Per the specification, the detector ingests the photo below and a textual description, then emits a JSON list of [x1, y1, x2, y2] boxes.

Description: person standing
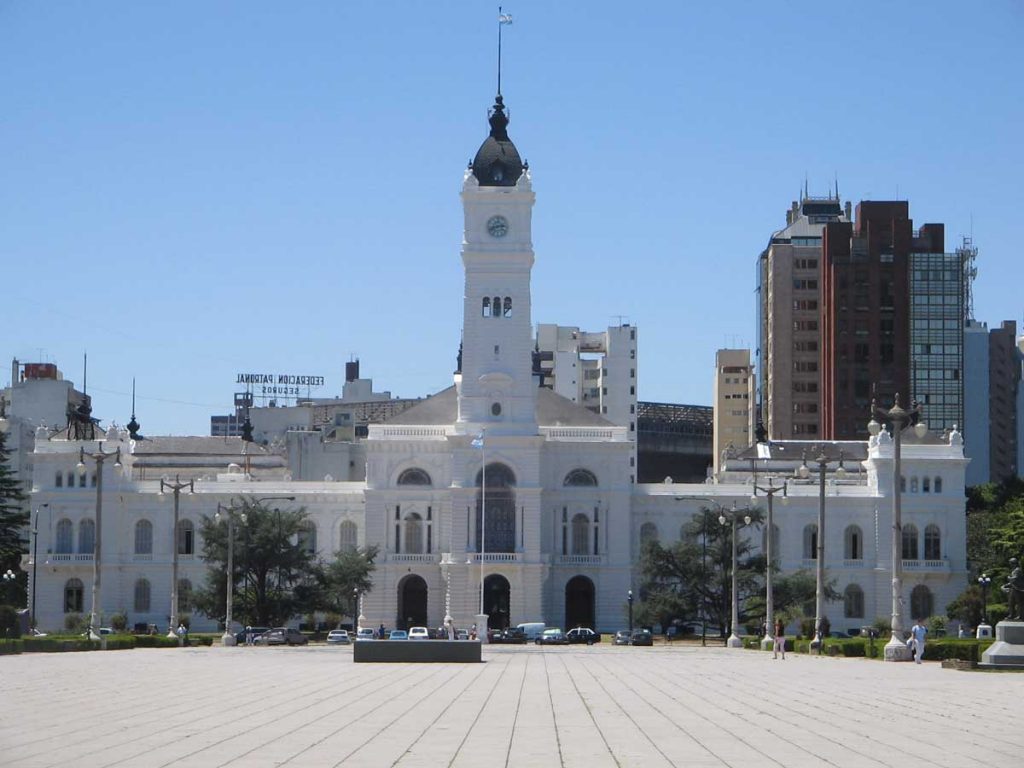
[[909, 618, 927, 664], [773, 618, 786, 660]]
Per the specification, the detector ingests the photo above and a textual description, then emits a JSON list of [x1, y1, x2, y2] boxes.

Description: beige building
[[712, 349, 755, 475], [757, 193, 850, 439]]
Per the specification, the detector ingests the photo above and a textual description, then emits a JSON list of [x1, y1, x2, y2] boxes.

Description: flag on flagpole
[[471, 435, 484, 448], [499, 12, 513, 25]]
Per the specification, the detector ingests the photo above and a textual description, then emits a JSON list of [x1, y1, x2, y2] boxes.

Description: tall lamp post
[[751, 478, 787, 650], [471, 431, 488, 640], [627, 588, 634, 633], [77, 443, 122, 641], [216, 495, 294, 646], [977, 574, 992, 635], [719, 503, 752, 648], [30, 504, 48, 629], [159, 475, 194, 640], [798, 448, 846, 652], [869, 395, 926, 662]]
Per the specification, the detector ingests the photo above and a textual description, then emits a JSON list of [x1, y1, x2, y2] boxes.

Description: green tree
[[315, 545, 379, 626], [0, 429, 28, 607], [193, 501, 319, 627]]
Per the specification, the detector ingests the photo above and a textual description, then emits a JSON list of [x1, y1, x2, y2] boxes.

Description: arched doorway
[[565, 575, 595, 630], [483, 574, 511, 630], [397, 575, 428, 629]]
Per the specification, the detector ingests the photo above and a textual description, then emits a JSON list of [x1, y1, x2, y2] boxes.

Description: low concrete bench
[[353, 640, 482, 663]]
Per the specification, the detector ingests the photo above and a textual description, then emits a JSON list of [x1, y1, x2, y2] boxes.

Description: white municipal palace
[[16, 91, 969, 636]]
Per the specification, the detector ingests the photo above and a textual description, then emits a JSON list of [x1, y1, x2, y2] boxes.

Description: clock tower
[[456, 94, 537, 435]]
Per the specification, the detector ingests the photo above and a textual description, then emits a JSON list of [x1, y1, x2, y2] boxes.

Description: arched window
[[177, 520, 195, 556], [493, 296, 501, 318], [910, 584, 934, 620], [339, 520, 358, 552], [64, 578, 84, 613], [397, 468, 432, 486], [900, 476, 907, 493], [564, 468, 598, 487], [476, 463, 516, 553], [844, 525, 863, 560], [133, 579, 151, 612], [178, 579, 193, 612], [55, 471, 63, 488], [134, 520, 153, 555], [924, 525, 941, 560], [78, 471, 87, 488], [844, 584, 865, 618], [901, 524, 919, 560], [640, 522, 659, 544], [404, 513, 423, 554], [922, 477, 930, 493], [78, 518, 95, 554], [482, 297, 491, 317], [761, 523, 781, 562], [571, 513, 589, 555], [503, 297, 512, 317], [803, 524, 818, 560], [910, 477, 918, 493], [934, 477, 943, 494], [55, 519, 74, 554], [297, 522, 317, 555]]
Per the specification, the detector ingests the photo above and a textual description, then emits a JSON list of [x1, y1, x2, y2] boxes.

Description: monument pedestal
[[980, 621, 1024, 669]]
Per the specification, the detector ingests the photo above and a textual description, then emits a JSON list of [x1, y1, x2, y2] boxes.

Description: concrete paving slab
[[1, 643, 1022, 767]]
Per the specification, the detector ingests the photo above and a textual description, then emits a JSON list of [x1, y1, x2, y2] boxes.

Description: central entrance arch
[[483, 574, 511, 630], [565, 575, 595, 630], [397, 574, 428, 629]]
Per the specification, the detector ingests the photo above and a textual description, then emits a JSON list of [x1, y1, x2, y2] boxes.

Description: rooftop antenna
[[834, 174, 839, 201], [127, 378, 141, 440], [82, 352, 88, 396], [497, 7, 513, 96]]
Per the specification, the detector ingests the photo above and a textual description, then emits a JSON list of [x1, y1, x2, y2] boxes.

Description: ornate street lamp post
[[159, 475, 194, 641], [869, 395, 927, 662], [77, 443, 122, 641], [627, 588, 634, 633], [718, 504, 752, 648], [751, 478, 787, 650], [978, 574, 992, 635]]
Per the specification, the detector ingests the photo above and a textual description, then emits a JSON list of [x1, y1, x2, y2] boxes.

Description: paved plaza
[[2, 643, 1021, 768]]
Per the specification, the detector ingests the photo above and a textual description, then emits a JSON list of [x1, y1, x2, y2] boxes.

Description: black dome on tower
[[471, 95, 524, 187]]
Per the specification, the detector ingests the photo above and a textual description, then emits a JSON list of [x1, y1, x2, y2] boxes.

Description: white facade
[[16, 92, 971, 638]]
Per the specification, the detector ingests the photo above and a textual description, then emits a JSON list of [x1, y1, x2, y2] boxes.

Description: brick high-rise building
[[820, 202, 946, 439]]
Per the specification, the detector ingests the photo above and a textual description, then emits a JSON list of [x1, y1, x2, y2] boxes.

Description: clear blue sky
[[3, 2, 1021, 435]]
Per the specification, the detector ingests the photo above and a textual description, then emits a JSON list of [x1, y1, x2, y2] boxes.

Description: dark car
[[613, 630, 632, 646], [491, 628, 528, 644], [235, 626, 271, 644], [630, 629, 653, 646], [565, 627, 601, 645], [256, 627, 309, 646]]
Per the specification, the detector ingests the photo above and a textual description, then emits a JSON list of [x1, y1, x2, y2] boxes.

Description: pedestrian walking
[[245, 625, 253, 646], [909, 618, 927, 664], [773, 618, 786, 659]]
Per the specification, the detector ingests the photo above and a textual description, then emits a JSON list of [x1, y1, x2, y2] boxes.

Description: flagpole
[[480, 433, 486, 616], [497, 6, 503, 96]]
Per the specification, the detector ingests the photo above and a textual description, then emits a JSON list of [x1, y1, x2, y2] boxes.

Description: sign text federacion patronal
[[236, 373, 325, 387]]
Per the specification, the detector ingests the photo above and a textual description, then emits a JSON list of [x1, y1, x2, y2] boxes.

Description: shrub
[[0, 638, 23, 655], [64, 613, 87, 634], [134, 635, 182, 649], [0, 605, 18, 638], [110, 613, 128, 632], [872, 616, 891, 636], [799, 617, 815, 638], [986, 604, 1008, 626], [921, 639, 995, 663], [927, 616, 946, 636]]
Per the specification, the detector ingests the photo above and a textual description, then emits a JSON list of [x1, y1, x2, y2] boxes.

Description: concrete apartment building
[[757, 193, 850, 440], [712, 349, 755, 475]]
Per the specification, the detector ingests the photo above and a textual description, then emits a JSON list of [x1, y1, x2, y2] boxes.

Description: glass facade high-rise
[[909, 251, 965, 433]]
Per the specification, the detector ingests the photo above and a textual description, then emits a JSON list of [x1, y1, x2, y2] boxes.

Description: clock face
[[486, 215, 509, 238]]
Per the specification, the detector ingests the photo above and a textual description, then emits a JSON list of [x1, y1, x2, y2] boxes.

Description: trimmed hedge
[[0, 639, 24, 655], [745, 633, 996, 662]]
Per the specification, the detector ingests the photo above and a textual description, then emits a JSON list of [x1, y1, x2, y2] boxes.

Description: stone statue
[[1002, 558, 1024, 621]]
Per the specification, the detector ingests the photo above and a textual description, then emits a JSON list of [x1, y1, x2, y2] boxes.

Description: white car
[[356, 628, 376, 641], [326, 629, 350, 645], [408, 626, 429, 640]]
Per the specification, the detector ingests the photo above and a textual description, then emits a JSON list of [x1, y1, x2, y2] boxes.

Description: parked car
[[565, 627, 600, 645], [491, 628, 527, 644], [535, 628, 569, 646], [630, 629, 654, 646], [387, 629, 408, 640], [516, 622, 547, 641], [326, 629, 351, 645], [235, 626, 271, 644], [256, 627, 309, 646], [455, 628, 470, 640], [356, 627, 376, 641], [408, 626, 429, 640], [613, 630, 632, 646]]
